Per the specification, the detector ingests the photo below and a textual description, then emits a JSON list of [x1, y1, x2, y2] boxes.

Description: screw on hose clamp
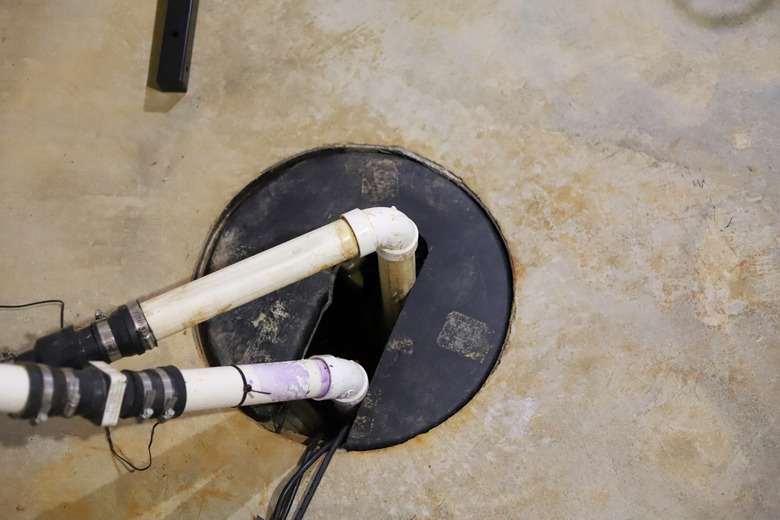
[[33, 365, 55, 425], [137, 371, 156, 421], [128, 301, 157, 351], [95, 314, 121, 362], [61, 368, 81, 418], [155, 368, 178, 422]]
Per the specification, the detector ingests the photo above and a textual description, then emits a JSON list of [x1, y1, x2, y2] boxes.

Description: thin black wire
[[105, 421, 162, 472], [292, 424, 350, 520], [0, 299, 65, 328], [0, 299, 64, 362]]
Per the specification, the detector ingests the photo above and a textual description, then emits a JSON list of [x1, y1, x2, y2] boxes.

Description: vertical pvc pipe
[[378, 253, 416, 327], [342, 207, 418, 326]]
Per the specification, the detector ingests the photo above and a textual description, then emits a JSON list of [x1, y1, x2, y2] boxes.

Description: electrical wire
[[270, 439, 333, 520], [0, 299, 65, 363], [292, 423, 350, 520], [271, 434, 326, 520], [105, 421, 162, 472], [269, 424, 350, 520], [0, 299, 65, 329]]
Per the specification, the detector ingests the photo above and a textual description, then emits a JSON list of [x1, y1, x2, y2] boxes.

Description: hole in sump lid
[[193, 145, 514, 451]]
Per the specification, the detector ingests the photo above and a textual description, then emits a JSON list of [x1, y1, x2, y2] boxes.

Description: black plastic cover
[[194, 146, 514, 450]]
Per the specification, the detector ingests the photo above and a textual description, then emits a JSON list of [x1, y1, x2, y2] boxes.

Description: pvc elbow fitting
[[310, 355, 369, 408], [341, 207, 419, 262]]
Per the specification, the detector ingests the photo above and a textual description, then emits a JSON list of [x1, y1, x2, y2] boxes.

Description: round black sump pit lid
[[194, 145, 514, 451]]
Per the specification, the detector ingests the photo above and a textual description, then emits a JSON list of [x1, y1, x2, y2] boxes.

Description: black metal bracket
[[155, 0, 200, 92]]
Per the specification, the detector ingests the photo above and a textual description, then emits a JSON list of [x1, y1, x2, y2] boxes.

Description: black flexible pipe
[[16, 304, 150, 369], [13, 362, 186, 426]]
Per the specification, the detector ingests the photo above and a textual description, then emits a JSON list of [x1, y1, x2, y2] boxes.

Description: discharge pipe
[[16, 207, 418, 368], [0, 355, 368, 426]]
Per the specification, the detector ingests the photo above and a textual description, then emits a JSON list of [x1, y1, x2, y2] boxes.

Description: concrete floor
[[1, 1, 778, 518]]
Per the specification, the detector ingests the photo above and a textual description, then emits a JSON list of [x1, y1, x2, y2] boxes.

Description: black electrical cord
[[105, 421, 162, 472], [292, 423, 350, 520], [269, 425, 350, 520], [271, 434, 326, 520], [270, 439, 332, 520]]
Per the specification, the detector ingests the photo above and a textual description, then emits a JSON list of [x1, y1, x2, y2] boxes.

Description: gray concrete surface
[[1, 1, 778, 518]]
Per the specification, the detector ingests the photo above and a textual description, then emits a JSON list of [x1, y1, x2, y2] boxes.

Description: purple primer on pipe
[[244, 359, 331, 402], [314, 359, 331, 398]]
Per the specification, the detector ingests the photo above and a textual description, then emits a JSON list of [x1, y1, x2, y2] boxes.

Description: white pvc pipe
[[0, 356, 369, 416], [139, 207, 418, 341], [182, 355, 368, 411], [0, 363, 31, 414], [377, 255, 417, 327], [140, 220, 360, 340]]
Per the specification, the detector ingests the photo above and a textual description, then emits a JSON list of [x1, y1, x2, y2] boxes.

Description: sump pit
[[194, 145, 513, 451]]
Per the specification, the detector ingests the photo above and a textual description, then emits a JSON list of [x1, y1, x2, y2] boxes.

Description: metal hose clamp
[[154, 368, 177, 420], [138, 371, 156, 420], [95, 317, 121, 362], [61, 367, 81, 418], [35, 365, 55, 424], [128, 301, 157, 352]]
